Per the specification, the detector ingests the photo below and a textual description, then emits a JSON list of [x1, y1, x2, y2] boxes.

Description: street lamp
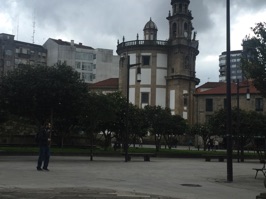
[[121, 55, 141, 162], [236, 79, 250, 162], [226, 0, 233, 182]]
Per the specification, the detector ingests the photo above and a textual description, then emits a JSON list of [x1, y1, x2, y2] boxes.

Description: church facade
[[116, 0, 199, 124]]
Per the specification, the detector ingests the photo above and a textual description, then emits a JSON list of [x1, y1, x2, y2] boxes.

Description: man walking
[[36, 123, 51, 171]]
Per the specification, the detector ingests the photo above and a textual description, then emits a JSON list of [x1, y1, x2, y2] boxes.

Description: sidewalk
[[0, 156, 264, 199]]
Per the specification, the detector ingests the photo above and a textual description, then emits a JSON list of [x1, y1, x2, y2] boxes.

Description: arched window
[[173, 4, 177, 14], [172, 23, 177, 38]]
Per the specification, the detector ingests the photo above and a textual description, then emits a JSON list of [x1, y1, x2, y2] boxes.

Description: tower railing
[[117, 40, 169, 49]]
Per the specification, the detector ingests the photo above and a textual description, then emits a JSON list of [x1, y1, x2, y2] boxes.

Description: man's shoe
[[43, 168, 49, 171], [37, 167, 42, 171]]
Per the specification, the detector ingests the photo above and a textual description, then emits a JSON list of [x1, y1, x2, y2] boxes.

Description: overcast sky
[[1, 0, 265, 85]]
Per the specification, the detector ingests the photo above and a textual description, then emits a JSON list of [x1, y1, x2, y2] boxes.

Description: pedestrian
[[214, 140, 219, 151], [36, 122, 52, 171], [139, 137, 143, 147]]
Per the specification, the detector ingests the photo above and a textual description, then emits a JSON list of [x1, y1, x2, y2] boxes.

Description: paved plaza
[[0, 155, 265, 199]]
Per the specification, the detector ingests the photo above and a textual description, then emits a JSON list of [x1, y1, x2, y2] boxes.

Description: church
[[116, 0, 199, 124]]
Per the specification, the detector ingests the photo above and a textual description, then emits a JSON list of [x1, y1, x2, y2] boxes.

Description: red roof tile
[[89, 78, 119, 89], [195, 81, 260, 95]]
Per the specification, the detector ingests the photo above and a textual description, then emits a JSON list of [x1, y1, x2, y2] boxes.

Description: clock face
[[184, 31, 188, 38]]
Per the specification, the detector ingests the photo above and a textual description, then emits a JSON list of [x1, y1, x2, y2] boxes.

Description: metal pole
[[125, 56, 130, 162], [226, 0, 233, 182], [237, 79, 240, 163]]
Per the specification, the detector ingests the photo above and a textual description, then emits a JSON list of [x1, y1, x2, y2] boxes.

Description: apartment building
[[219, 50, 244, 83], [43, 38, 119, 83], [0, 33, 47, 76]]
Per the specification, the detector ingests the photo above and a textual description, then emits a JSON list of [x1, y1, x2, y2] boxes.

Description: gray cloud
[[1, 0, 266, 83]]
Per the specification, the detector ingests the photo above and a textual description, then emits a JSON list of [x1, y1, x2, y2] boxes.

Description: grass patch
[[0, 146, 257, 159]]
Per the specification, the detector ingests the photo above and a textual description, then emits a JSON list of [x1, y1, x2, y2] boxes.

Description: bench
[[203, 155, 226, 162], [252, 167, 266, 179], [252, 150, 266, 179], [122, 153, 156, 161]]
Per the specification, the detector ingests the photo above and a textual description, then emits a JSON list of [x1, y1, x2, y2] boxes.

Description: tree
[[144, 106, 173, 151], [128, 105, 149, 148], [79, 92, 120, 153], [242, 22, 266, 97], [0, 63, 88, 146], [208, 108, 266, 152], [163, 114, 188, 149], [191, 123, 211, 151]]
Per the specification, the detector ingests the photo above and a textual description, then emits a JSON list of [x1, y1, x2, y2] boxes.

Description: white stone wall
[[94, 48, 119, 83], [140, 69, 151, 85], [43, 39, 59, 66], [156, 88, 166, 108], [156, 53, 167, 68], [170, 90, 175, 110], [129, 88, 135, 104]]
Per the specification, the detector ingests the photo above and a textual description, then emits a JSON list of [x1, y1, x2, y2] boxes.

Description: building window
[[22, 48, 28, 54], [82, 62, 93, 71], [142, 56, 150, 66], [76, 62, 81, 69], [206, 99, 213, 112], [255, 98, 263, 111], [141, 92, 149, 104], [171, 67, 174, 73], [5, 50, 12, 56]]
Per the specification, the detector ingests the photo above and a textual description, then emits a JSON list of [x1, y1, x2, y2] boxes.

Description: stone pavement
[[0, 155, 265, 199]]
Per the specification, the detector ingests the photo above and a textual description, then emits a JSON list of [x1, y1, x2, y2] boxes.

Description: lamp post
[[236, 79, 250, 163], [226, 0, 233, 182], [123, 55, 141, 162]]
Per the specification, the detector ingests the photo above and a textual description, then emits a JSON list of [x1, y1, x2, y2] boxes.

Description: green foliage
[[0, 63, 87, 125], [144, 105, 188, 150], [0, 63, 89, 146], [208, 108, 266, 138], [242, 22, 266, 97], [190, 123, 211, 150], [0, 64, 190, 149]]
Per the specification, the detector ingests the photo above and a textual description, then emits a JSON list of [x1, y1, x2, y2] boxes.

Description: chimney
[[71, 40, 74, 46], [79, 42, 82, 46]]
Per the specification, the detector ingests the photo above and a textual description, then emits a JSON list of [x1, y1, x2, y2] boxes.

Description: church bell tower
[[116, 0, 199, 125], [166, 0, 199, 124]]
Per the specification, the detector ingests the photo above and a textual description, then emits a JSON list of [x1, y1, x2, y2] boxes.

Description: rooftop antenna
[[32, 7, 36, 44], [16, 16, 19, 40]]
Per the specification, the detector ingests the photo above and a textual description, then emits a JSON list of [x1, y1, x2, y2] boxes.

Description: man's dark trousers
[[37, 146, 50, 169]]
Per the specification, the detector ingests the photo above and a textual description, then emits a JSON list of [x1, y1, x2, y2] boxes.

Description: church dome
[[143, 18, 158, 30]]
